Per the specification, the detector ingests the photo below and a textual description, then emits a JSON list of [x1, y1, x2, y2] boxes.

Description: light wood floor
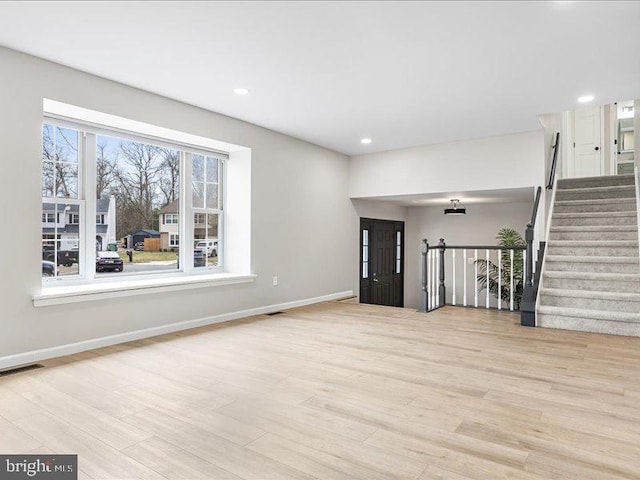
[[2, 302, 640, 479]]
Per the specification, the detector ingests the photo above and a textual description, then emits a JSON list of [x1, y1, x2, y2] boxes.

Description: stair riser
[[549, 231, 638, 241], [544, 261, 639, 274], [544, 277, 640, 293], [552, 216, 637, 227], [554, 202, 636, 213], [546, 246, 637, 256], [555, 189, 636, 201], [540, 295, 640, 313], [537, 314, 640, 336], [557, 176, 635, 189]]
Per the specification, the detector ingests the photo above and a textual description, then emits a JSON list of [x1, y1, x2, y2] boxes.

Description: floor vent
[[337, 295, 358, 302], [266, 311, 285, 316], [0, 363, 44, 377]]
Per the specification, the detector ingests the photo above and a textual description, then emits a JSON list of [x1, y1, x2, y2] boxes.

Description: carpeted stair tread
[[545, 255, 638, 264], [547, 240, 638, 247], [539, 173, 640, 335], [539, 288, 640, 302], [557, 174, 635, 189], [542, 271, 640, 281], [553, 211, 636, 218], [537, 306, 640, 323], [556, 184, 635, 193], [554, 198, 636, 206], [550, 225, 637, 232]]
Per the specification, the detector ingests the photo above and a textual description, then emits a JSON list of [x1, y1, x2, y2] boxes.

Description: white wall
[[0, 47, 357, 364], [405, 202, 532, 309], [349, 130, 545, 199], [351, 199, 407, 222]]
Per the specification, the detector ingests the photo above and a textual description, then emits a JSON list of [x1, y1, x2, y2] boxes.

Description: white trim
[[600, 104, 606, 175], [610, 103, 618, 175], [634, 166, 640, 265], [4, 290, 353, 370], [536, 174, 559, 325], [43, 99, 240, 156], [33, 273, 258, 307], [562, 110, 574, 178]]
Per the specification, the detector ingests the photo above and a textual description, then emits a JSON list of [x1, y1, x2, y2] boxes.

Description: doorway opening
[[563, 100, 636, 178], [360, 218, 404, 307]]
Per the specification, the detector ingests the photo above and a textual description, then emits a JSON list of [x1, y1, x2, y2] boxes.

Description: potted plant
[[475, 228, 525, 309]]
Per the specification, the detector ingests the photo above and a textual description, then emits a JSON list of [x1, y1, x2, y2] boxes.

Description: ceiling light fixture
[[577, 94, 594, 103], [361, 138, 372, 145], [233, 88, 249, 96], [444, 199, 466, 216]]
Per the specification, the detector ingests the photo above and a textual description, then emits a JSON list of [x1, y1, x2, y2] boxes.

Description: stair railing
[[419, 239, 527, 312], [520, 186, 543, 326], [419, 186, 546, 321], [546, 132, 560, 190]]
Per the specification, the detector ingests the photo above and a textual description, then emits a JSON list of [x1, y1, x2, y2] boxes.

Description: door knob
[[594, 146, 600, 151], [372, 277, 379, 283]]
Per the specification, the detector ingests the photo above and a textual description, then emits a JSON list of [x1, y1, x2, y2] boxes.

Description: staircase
[[537, 174, 640, 336]]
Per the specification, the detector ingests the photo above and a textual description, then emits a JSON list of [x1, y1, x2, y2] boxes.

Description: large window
[[41, 120, 226, 282]]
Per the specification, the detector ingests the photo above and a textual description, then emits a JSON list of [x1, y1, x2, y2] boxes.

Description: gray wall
[[0, 46, 357, 361], [405, 202, 533, 309]]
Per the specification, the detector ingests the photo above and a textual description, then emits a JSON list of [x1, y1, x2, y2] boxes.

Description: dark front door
[[360, 218, 404, 307]]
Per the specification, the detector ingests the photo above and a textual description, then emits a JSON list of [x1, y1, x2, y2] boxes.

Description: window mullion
[[84, 132, 97, 281], [180, 152, 192, 274]]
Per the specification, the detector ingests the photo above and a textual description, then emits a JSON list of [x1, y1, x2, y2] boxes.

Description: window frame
[[169, 233, 180, 247], [163, 213, 179, 225], [41, 116, 228, 286]]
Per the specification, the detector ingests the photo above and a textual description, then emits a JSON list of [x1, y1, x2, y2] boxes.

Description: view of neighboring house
[[159, 199, 180, 250], [41, 196, 116, 251], [159, 199, 217, 251]]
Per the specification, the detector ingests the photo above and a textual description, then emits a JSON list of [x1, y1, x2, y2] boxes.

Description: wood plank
[[1, 303, 640, 479]]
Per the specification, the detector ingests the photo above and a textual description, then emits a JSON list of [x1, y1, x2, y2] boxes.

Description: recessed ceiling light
[[361, 138, 372, 145], [233, 88, 249, 96], [577, 95, 595, 103]]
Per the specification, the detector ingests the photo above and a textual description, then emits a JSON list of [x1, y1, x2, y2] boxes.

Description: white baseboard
[[0, 290, 353, 371]]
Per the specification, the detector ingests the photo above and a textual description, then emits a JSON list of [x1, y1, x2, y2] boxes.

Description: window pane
[[363, 262, 368, 278], [42, 161, 54, 198], [205, 183, 218, 209], [42, 125, 78, 164], [95, 134, 180, 276], [206, 157, 218, 183], [55, 163, 79, 199], [363, 229, 368, 246], [363, 246, 368, 262], [396, 259, 401, 274], [194, 213, 219, 268], [42, 202, 80, 278], [192, 181, 205, 208], [192, 154, 205, 182]]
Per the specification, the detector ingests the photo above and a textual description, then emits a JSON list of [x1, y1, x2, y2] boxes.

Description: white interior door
[[570, 106, 602, 178]]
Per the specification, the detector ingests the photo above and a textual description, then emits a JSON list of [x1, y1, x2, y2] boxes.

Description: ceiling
[[359, 187, 535, 207], [0, 1, 638, 156]]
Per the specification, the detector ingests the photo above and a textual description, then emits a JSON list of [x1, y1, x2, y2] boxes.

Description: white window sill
[[33, 273, 257, 307]]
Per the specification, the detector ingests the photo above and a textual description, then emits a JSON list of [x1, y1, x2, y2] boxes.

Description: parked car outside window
[[195, 239, 218, 257], [96, 251, 124, 273], [42, 260, 56, 277]]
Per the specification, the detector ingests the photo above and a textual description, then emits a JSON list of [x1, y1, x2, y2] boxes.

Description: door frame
[[359, 217, 404, 307]]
